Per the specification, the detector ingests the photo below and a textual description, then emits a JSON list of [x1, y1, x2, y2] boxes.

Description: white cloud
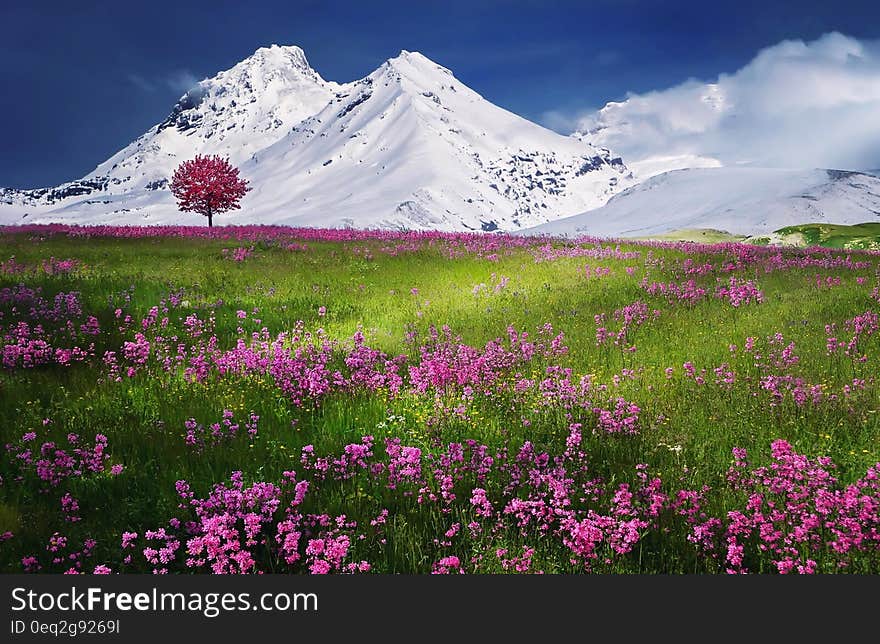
[[127, 70, 199, 96], [164, 70, 199, 94], [576, 32, 880, 172]]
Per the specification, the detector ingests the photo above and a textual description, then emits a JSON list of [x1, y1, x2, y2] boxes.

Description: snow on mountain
[[524, 167, 880, 238], [1, 45, 340, 223], [93, 45, 343, 184], [558, 34, 880, 238], [1, 48, 631, 231], [236, 51, 630, 230]]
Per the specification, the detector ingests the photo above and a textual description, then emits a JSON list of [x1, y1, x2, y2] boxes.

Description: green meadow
[[1, 227, 878, 574]]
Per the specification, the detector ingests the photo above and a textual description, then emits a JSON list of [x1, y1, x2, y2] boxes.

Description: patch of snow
[[524, 167, 880, 238]]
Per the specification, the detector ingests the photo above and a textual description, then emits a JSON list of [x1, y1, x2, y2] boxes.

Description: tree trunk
[[207, 210, 213, 228]]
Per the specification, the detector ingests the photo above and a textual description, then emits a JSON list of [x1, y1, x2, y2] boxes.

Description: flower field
[[1, 224, 878, 574]]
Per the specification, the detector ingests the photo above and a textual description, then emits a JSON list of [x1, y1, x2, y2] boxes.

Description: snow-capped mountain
[[237, 51, 630, 230], [0, 46, 631, 231], [559, 59, 880, 240], [2, 46, 338, 210], [524, 167, 880, 238], [94, 45, 343, 185]]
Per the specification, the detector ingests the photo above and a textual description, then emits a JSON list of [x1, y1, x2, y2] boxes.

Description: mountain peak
[[385, 50, 454, 77], [396, 49, 425, 60], [82, 43, 339, 185], [246, 44, 312, 71], [221, 44, 323, 85]]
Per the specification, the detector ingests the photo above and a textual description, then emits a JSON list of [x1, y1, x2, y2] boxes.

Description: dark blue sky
[[3, 0, 880, 188]]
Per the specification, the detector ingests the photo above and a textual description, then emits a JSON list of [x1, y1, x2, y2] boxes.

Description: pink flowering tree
[[170, 155, 250, 227]]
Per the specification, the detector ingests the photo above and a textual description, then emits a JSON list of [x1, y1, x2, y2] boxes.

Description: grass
[[631, 228, 747, 244], [630, 223, 880, 250], [1, 226, 879, 574], [769, 223, 880, 249]]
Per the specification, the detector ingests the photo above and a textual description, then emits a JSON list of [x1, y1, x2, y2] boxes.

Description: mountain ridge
[[0, 45, 631, 231], [4, 43, 879, 234]]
